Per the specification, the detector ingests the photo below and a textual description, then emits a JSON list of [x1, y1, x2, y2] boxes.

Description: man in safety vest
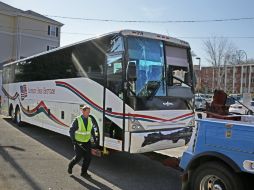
[[68, 105, 96, 178]]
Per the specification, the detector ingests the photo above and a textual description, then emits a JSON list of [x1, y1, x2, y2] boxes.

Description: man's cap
[[81, 105, 91, 110]]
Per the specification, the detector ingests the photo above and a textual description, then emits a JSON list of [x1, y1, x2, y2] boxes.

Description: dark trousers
[[69, 141, 91, 174]]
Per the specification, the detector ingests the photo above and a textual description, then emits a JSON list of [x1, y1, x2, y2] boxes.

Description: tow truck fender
[[185, 151, 241, 172]]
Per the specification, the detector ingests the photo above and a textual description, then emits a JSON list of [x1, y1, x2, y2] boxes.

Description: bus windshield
[[127, 37, 166, 97]]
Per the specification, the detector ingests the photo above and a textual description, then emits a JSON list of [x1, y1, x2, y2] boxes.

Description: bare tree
[[204, 37, 236, 89]]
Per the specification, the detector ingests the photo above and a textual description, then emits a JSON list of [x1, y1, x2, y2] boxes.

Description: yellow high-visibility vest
[[75, 115, 92, 143]]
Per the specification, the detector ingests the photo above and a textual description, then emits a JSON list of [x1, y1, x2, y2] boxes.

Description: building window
[[48, 25, 50, 35], [47, 45, 57, 51], [56, 27, 59, 37], [48, 25, 59, 37]]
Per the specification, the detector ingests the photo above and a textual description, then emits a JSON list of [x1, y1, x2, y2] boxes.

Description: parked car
[[204, 94, 213, 103], [229, 93, 242, 101], [229, 101, 254, 115], [226, 96, 236, 106], [195, 93, 213, 104], [195, 97, 206, 111]]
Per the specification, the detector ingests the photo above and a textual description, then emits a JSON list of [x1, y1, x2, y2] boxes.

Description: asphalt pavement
[[0, 116, 182, 190]]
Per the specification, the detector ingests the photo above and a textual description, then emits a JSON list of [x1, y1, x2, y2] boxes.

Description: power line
[[1, 25, 254, 40], [0, 8, 254, 24], [176, 36, 254, 39], [45, 15, 254, 23], [61, 32, 94, 35]]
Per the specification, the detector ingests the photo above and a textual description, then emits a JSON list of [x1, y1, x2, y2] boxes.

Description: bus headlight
[[188, 118, 195, 127], [132, 124, 138, 129], [128, 118, 145, 131], [131, 123, 144, 131]]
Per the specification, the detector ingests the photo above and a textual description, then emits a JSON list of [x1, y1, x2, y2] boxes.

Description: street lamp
[[237, 50, 248, 93], [196, 57, 201, 94], [196, 57, 201, 70]]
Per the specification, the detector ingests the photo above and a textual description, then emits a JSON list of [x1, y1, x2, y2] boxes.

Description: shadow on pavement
[[70, 175, 112, 190], [0, 145, 26, 151], [3, 118, 181, 190], [0, 145, 42, 190]]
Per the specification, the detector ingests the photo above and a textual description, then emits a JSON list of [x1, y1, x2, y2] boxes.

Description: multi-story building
[[0, 2, 63, 65], [199, 63, 254, 94]]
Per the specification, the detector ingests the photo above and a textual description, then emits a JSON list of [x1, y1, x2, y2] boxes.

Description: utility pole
[[196, 57, 201, 94], [238, 50, 248, 94]]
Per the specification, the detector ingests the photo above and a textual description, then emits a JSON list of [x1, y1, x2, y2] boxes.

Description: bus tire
[[9, 105, 15, 121], [190, 161, 243, 190], [15, 107, 23, 127]]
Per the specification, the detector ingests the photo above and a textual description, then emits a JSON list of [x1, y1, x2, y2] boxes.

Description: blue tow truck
[[180, 116, 254, 190]]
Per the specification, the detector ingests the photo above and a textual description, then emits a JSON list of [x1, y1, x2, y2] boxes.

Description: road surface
[[0, 116, 182, 190]]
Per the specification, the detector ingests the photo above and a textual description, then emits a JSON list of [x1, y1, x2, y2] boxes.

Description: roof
[[121, 29, 190, 47], [24, 10, 63, 26], [0, 2, 63, 26], [0, 1, 23, 12], [4, 29, 191, 67]]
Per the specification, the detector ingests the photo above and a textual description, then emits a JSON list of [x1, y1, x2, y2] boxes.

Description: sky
[[2, 0, 254, 66]]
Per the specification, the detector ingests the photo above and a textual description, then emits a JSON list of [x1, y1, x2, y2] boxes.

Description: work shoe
[[81, 172, 92, 179], [68, 165, 72, 174]]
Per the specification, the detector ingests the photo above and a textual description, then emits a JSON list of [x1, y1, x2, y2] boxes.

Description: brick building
[[197, 63, 254, 94]]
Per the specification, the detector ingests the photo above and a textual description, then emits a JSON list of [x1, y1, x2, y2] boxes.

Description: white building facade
[[0, 2, 63, 65]]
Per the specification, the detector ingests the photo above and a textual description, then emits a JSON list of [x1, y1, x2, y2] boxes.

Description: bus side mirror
[[127, 61, 137, 81]]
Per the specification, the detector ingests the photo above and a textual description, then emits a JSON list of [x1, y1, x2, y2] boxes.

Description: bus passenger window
[[106, 54, 123, 99]]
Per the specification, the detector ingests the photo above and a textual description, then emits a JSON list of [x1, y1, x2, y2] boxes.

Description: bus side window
[[106, 54, 123, 99], [109, 35, 124, 53]]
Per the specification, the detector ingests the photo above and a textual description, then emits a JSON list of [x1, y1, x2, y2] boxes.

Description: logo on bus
[[163, 101, 174, 106], [20, 84, 28, 100]]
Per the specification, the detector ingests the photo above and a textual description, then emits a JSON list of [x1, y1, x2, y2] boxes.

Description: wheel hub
[[213, 184, 223, 190], [201, 175, 226, 190], [16, 111, 21, 123]]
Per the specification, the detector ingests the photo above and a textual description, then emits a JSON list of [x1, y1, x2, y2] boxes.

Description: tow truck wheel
[[190, 161, 243, 190]]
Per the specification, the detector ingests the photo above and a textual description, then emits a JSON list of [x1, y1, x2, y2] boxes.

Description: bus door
[[2, 65, 14, 116], [103, 53, 124, 151]]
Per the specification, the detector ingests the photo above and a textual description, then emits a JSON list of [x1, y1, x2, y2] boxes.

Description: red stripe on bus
[[56, 81, 194, 122]]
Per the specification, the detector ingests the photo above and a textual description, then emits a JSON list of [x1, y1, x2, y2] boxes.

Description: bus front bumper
[[129, 127, 192, 153]]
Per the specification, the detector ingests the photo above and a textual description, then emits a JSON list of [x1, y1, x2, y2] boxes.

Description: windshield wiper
[[172, 76, 192, 87], [137, 81, 161, 99], [148, 74, 165, 98]]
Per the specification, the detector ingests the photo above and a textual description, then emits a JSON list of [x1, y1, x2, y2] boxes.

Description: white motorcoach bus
[[2, 30, 195, 153]]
